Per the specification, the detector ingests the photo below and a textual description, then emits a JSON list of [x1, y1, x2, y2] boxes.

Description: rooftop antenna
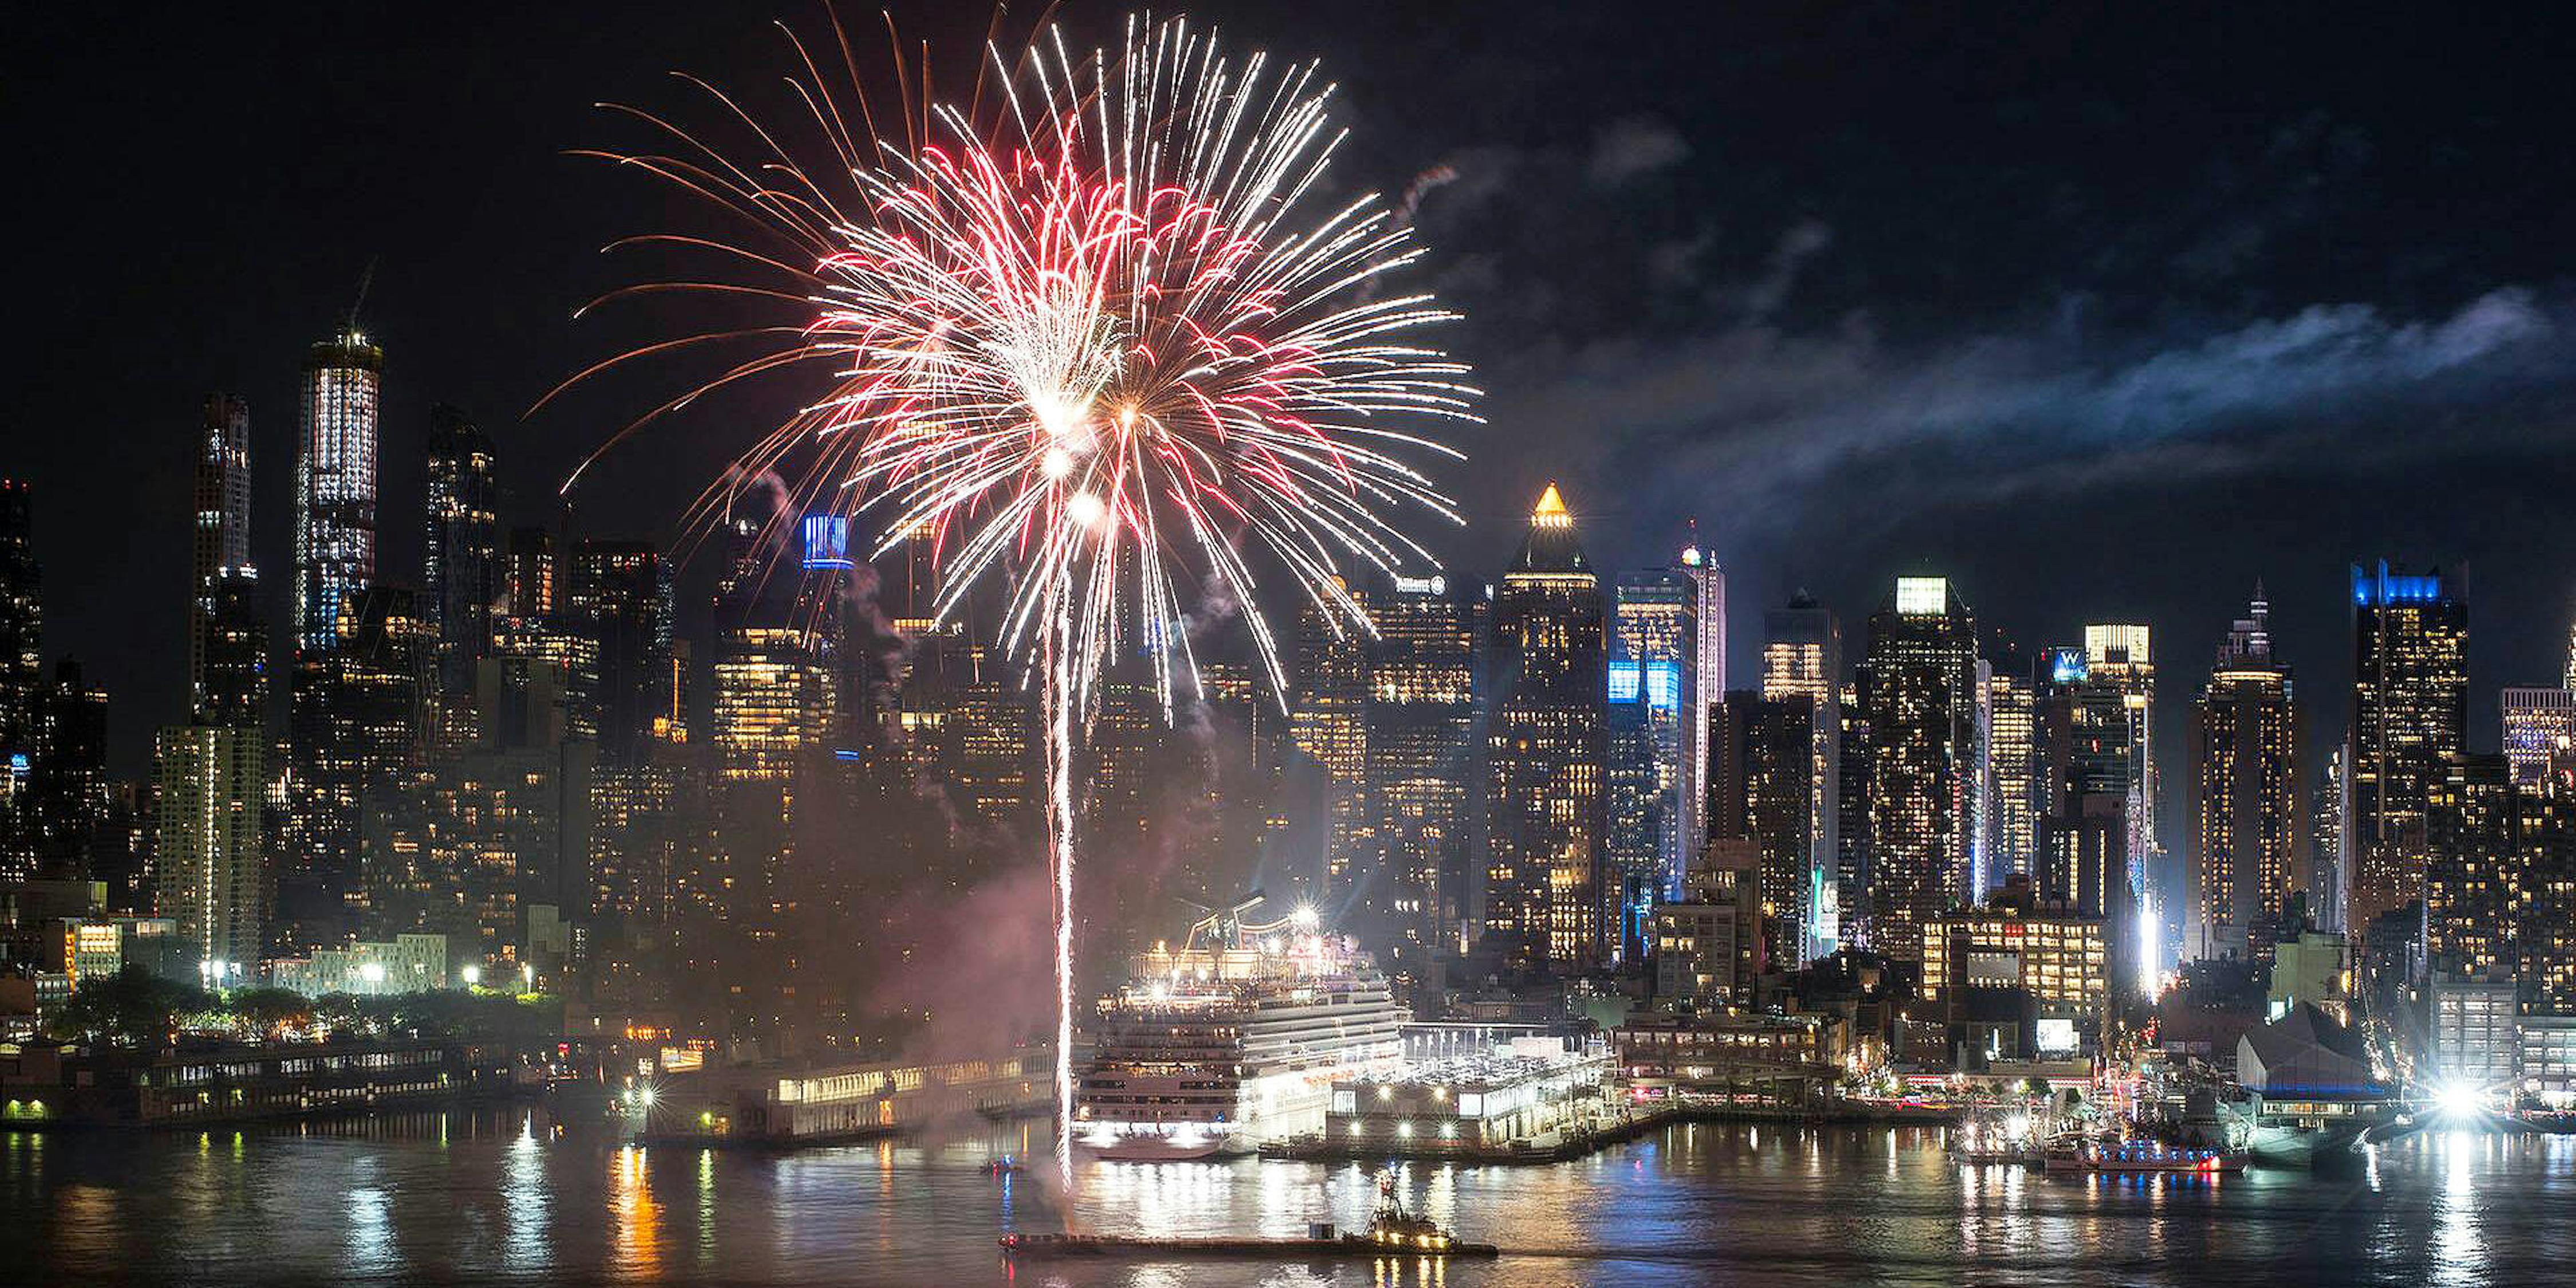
[[345, 256, 377, 335]]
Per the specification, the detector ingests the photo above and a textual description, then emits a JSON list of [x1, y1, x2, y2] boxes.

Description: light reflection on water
[[3, 1113, 2574, 1285]]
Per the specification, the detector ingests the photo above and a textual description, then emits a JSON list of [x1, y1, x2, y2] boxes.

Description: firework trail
[[564, 12, 1477, 1179]]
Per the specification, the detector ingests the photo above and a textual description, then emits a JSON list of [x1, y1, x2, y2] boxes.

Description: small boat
[[2050, 1140, 2243, 1175], [1001, 1175, 1498, 1259]]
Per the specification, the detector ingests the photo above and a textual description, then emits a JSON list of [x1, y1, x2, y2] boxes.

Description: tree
[[222, 987, 313, 1038], [45, 965, 216, 1048]]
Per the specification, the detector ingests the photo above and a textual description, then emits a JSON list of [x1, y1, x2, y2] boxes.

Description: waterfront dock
[[1260, 1099, 1961, 1164]]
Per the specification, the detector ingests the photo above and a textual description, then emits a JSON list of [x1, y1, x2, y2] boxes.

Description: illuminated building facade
[[2346, 561, 2468, 935], [1080, 676, 1190, 883], [1854, 575, 1979, 963], [1762, 593, 1843, 958], [370, 746, 590, 973], [2424, 752, 2516, 980], [292, 329, 382, 655], [709, 623, 840, 929], [1607, 657, 1684, 960], [0, 480, 41, 878], [1607, 567, 1690, 938], [1710, 689, 1816, 969], [1677, 537, 1726, 864], [2313, 748, 2348, 931], [1835, 688, 1872, 939], [424, 404, 499, 742], [1982, 642, 2038, 884], [2503, 687, 2576, 792], [2034, 645, 2136, 985], [190, 394, 254, 710], [2188, 589, 2306, 962], [568, 540, 678, 764], [1293, 584, 1371, 901], [1364, 575, 1483, 953], [2522, 789, 2576, 1014], [568, 539, 684, 930], [1484, 484, 1607, 969], [503, 526, 556, 621], [2083, 623, 2159, 878], [283, 584, 429, 953], [192, 568, 267, 729], [1921, 878, 2111, 1057], [1650, 840, 1762, 1010], [152, 724, 264, 971], [25, 660, 109, 882]]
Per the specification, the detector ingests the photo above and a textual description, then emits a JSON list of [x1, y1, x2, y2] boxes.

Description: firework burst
[[569, 11, 1477, 1177]]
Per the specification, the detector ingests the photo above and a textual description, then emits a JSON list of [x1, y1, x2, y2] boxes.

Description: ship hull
[[1002, 1234, 1498, 1259], [1078, 1133, 1244, 1162], [2243, 1120, 2369, 1168]]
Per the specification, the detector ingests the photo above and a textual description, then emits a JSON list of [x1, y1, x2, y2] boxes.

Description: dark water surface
[[7, 1110, 2574, 1285]]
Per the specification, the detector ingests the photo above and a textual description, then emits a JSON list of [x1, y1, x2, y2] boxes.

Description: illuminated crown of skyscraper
[[1512, 482, 1589, 575]]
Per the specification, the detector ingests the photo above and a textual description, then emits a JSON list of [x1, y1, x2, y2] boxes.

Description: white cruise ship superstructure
[[1076, 898, 1406, 1159]]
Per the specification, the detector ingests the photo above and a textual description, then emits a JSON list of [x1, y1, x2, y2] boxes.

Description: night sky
[[16, 2, 2576, 808]]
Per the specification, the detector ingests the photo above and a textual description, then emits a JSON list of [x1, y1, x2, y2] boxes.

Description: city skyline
[[12, 3, 2575, 784], [9, 7, 2576, 1283]]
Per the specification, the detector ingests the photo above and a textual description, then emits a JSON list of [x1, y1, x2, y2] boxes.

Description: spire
[[1531, 482, 1570, 528], [1510, 482, 1588, 575]]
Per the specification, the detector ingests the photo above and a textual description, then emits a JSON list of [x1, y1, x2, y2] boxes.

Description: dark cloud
[[1586, 115, 1690, 187]]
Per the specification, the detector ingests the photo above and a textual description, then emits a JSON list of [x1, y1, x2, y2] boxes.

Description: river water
[[6, 1109, 2573, 1285]]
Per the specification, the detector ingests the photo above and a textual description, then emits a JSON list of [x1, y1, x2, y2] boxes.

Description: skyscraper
[[424, 405, 500, 725], [504, 526, 557, 621], [569, 539, 683, 931], [293, 328, 383, 655], [2188, 588, 2306, 961], [0, 481, 37, 882], [2035, 645, 2136, 978], [1854, 575, 1979, 963], [153, 724, 264, 977], [190, 394, 254, 706], [1364, 574, 1483, 954], [1835, 686, 1873, 943], [1484, 484, 1606, 970], [2346, 561, 2468, 934], [709, 622, 840, 931], [2423, 752, 2516, 979], [568, 540, 678, 765], [1676, 535, 1726, 859], [1761, 592, 1842, 958], [0, 479, 41, 776], [2502, 688, 2575, 791], [192, 568, 268, 730], [26, 659, 109, 881], [1710, 689, 1815, 970], [2083, 624, 2160, 872], [1982, 639, 2040, 884], [193, 394, 253, 583], [282, 584, 430, 952], [1611, 567, 1696, 919], [2518, 787, 2576, 1014], [1293, 583, 1371, 903], [1606, 655, 1683, 961], [2313, 748, 2348, 932]]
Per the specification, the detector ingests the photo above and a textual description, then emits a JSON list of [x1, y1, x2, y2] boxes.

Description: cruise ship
[[1075, 896, 1408, 1160]]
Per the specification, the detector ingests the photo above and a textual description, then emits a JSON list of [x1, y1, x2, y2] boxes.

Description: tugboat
[[999, 1174, 1499, 1259]]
